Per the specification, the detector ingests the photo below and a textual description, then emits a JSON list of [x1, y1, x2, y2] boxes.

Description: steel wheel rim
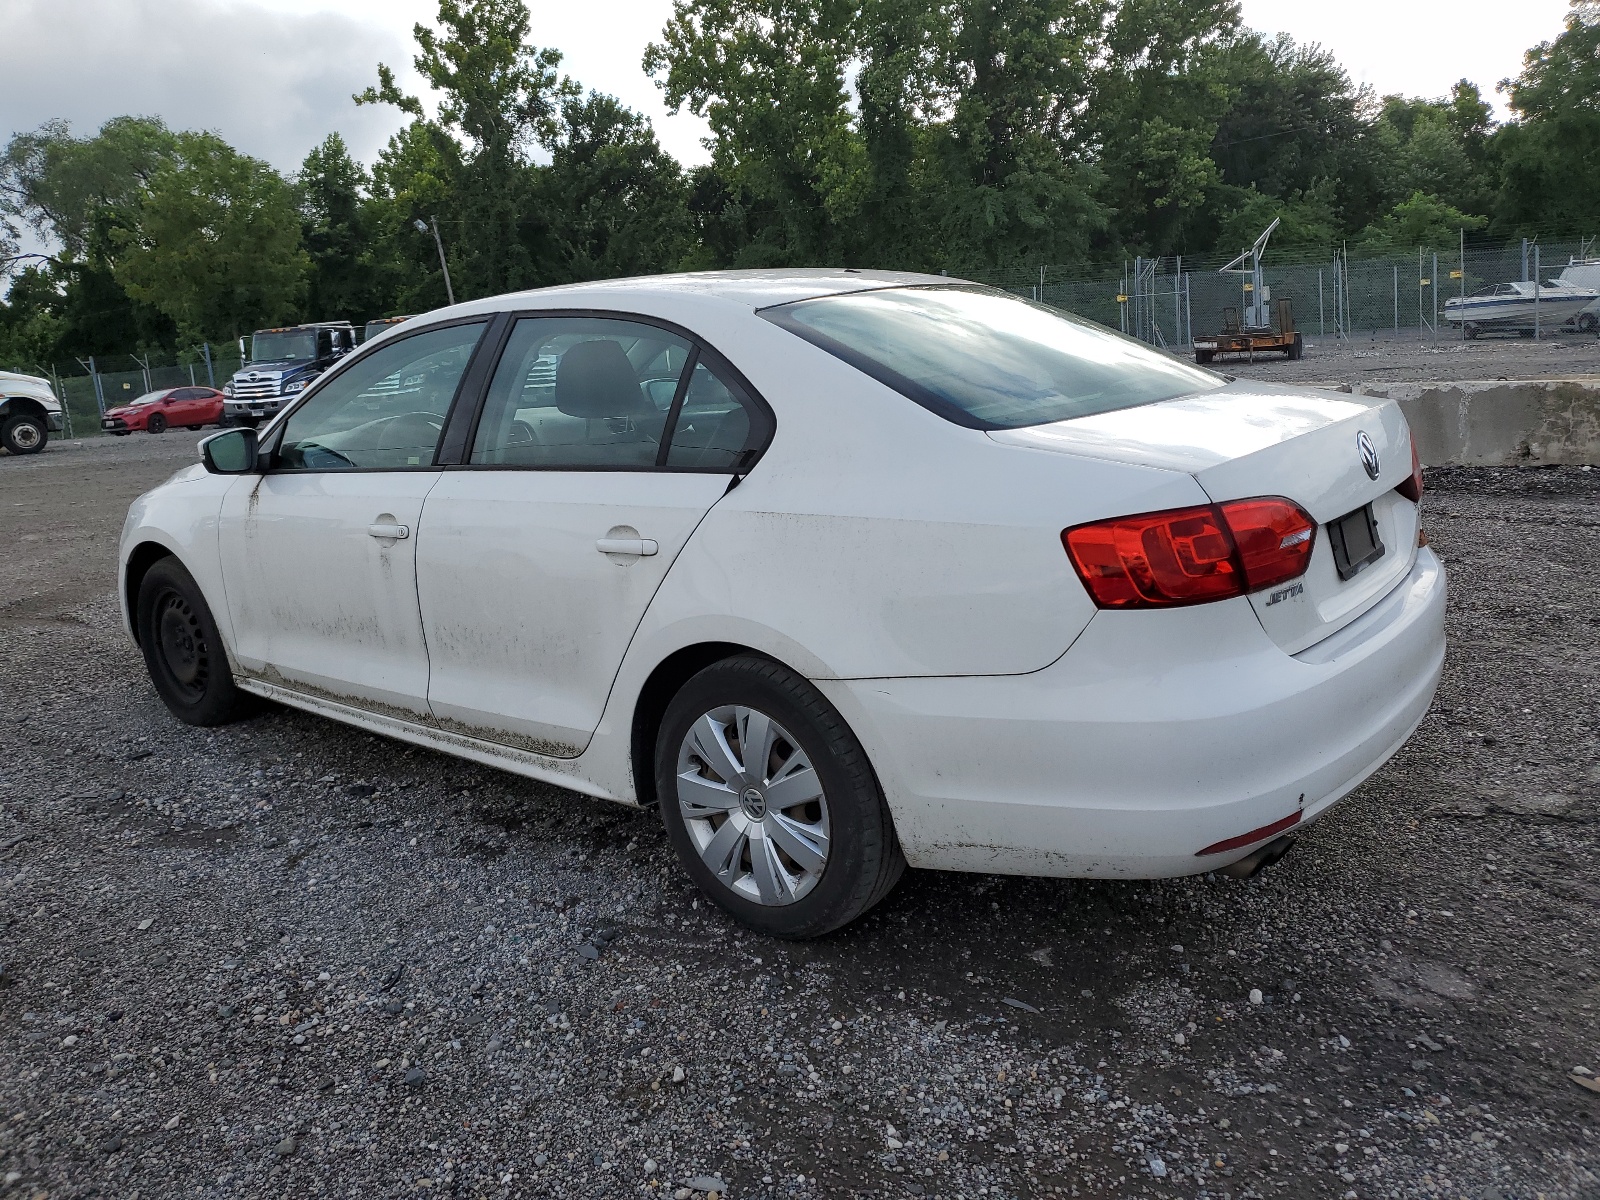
[[10, 421, 41, 449], [156, 591, 208, 700], [676, 705, 830, 906]]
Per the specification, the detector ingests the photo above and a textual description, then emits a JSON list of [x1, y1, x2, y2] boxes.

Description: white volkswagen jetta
[[119, 270, 1445, 936]]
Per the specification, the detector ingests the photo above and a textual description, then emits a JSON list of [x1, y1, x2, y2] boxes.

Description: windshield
[[252, 330, 317, 362], [763, 286, 1223, 430], [128, 390, 169, 407]]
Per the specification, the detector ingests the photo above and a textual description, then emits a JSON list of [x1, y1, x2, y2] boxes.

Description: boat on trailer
[[1444, 280, 1598, 337]]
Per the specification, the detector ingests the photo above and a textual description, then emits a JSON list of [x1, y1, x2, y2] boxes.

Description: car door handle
[[368, 523, 410, 540], [595, 537, 658, 557]]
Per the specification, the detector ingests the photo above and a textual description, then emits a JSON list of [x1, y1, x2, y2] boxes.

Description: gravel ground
[[1, 433, 1598, 1200], [1218, 329, 1600, 387]]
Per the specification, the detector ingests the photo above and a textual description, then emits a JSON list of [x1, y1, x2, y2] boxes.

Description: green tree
[[1492, 0, 1600, 233], [0, 265, 65, 369], [113, 132, 307, 342], [359, 0, 574, 297], [645, 0, 865, 265], [540, 93, 692, 281], [298, 133, 385, 322], [1086, 0, 1240, 256], [1, 118, 182, 354], [1358, 190, 1486, 250]]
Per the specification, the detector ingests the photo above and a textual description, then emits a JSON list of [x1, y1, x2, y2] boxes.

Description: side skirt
[[234, 677, 631, 805]]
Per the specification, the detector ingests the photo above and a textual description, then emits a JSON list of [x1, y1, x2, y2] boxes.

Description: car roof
[[435, 268, 960, 322]]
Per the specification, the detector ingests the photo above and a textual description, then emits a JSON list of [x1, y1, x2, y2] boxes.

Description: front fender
[[119, 472, 242, 655]]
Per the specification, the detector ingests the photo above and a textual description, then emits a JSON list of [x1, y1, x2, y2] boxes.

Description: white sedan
[[119, 271, 1446, 936]]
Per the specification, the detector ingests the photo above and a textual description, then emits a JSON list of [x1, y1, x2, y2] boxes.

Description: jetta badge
[[1357, 430, 1380, 481]]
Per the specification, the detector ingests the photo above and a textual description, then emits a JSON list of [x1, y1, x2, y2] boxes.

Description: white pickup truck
[[0, 370, 65, 455]]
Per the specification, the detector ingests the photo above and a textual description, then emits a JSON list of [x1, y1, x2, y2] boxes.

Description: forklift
[[1193, 218, 1304, 364]]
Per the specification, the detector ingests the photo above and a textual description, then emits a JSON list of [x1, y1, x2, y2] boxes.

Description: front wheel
[[136, 557, 253, 726], [1, 414, 48, 454], [656, 655, 904, 938], [147, 412, 168, 434]]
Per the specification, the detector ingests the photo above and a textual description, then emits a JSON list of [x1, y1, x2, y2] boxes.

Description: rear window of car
[[761, 285, 1222, 430]]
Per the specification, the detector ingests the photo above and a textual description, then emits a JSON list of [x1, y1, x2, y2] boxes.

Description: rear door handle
[[595, 537, 658, 557], [368, 523, 410, 540]]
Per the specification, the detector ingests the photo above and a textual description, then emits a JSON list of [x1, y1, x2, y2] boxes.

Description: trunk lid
[[989, 378, 1420, 654]]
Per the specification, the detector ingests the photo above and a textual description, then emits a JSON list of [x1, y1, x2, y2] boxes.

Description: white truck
[[0, 370, 66, 455]]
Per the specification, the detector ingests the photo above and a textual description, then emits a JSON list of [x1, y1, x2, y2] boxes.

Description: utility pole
[[416, 217, 456, 305]]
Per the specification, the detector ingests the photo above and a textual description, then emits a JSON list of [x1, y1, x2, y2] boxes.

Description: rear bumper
[[820, 548, 1446, 878]]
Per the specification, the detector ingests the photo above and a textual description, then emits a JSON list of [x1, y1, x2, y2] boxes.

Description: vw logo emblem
[[1357, 431, 1380, 481]]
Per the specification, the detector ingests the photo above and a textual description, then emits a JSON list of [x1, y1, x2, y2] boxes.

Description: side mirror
[[200, 427, 259, 474]]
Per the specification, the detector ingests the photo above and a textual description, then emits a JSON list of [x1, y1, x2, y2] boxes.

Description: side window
[[471, 317, 692, 468], [276, 322, 486, 471], [665, 358, 757, 471]]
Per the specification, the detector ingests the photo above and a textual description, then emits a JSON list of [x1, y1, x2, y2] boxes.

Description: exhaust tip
[[1218, 835, 1297, 880]]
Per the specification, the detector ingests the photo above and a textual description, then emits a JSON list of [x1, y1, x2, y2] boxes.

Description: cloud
[[1, 0, 415, 172]]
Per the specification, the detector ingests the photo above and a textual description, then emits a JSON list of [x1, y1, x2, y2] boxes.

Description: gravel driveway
[[1, 433, 1597, 1199]]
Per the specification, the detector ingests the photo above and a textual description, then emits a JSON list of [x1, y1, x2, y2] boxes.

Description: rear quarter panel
[[625, 314, 1211, 680]]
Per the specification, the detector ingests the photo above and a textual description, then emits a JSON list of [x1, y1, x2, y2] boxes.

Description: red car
[[102, 386, 228, 435]]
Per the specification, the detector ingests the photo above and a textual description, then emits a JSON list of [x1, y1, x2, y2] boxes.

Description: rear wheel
[[1464, 322, 1481, 340], [1578, 312, 1598, 334], [1, 414, 47, 455], [147, 412, 168, 434], [136, 557, 252, 726], [1194, 349, 1214, 364], [656, 655, 904, 938], [1287, 332, 1304, 360]]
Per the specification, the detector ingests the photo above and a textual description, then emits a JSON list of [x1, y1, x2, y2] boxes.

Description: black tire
[[136, 557, 252, 726], [147, 412, 168, 434], [1, 414, 48, 454], [1464, 322, 1481, 340], [1578, 312, 1598, 334], [112, 431, 131, 436], [187, 424, 203, 431], [1287, 332, 1304, 360], [1194, 349, 1214, 364], [655, 655, 904, 938]]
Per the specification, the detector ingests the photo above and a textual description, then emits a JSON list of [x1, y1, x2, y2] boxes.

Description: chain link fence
[[23, 342, 246, 438], [979, 234, 1600, 353]]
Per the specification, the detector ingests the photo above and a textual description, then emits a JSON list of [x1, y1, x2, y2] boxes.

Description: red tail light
[[1063, 497, 1316, 609], [1396, 438, 1423, 503]]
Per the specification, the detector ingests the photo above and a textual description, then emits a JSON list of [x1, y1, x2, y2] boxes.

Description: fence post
[[1432, 252, 1439, 342], [49, 366, 72, 438], [202, 342, 215, 387], [1174, 255, 1182, 347], [1393, 265, 1398, 332], [1184, 272, 1192, 349], [1521, 238, 1529, 282], [87, 357, 105, 417], [1533, 244, 1540, 340]]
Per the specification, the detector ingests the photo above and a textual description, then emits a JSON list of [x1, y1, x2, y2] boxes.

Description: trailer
[[1193, 217, 1304, 363], [1193, 299, 1303, 364]]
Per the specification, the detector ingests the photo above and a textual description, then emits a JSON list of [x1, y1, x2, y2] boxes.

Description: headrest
[[554, 340, 648, 419]]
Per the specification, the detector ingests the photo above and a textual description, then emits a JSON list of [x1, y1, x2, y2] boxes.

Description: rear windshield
[[763, 286, 1222, 430]]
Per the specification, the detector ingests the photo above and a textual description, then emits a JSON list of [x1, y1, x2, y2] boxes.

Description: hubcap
[[157, 593, 207, 698], [676, 705, 830, 906], [11, 422, 41, 449]]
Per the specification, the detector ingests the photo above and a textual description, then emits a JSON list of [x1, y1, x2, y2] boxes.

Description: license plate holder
[[1329, 503, 1385, 581]]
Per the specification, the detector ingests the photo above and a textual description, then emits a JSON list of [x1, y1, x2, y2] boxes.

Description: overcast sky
[[0, 0, 1575, 177]]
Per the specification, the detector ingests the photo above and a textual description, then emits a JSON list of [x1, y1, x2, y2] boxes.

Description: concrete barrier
[[1315, 376, 1600, 466]]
